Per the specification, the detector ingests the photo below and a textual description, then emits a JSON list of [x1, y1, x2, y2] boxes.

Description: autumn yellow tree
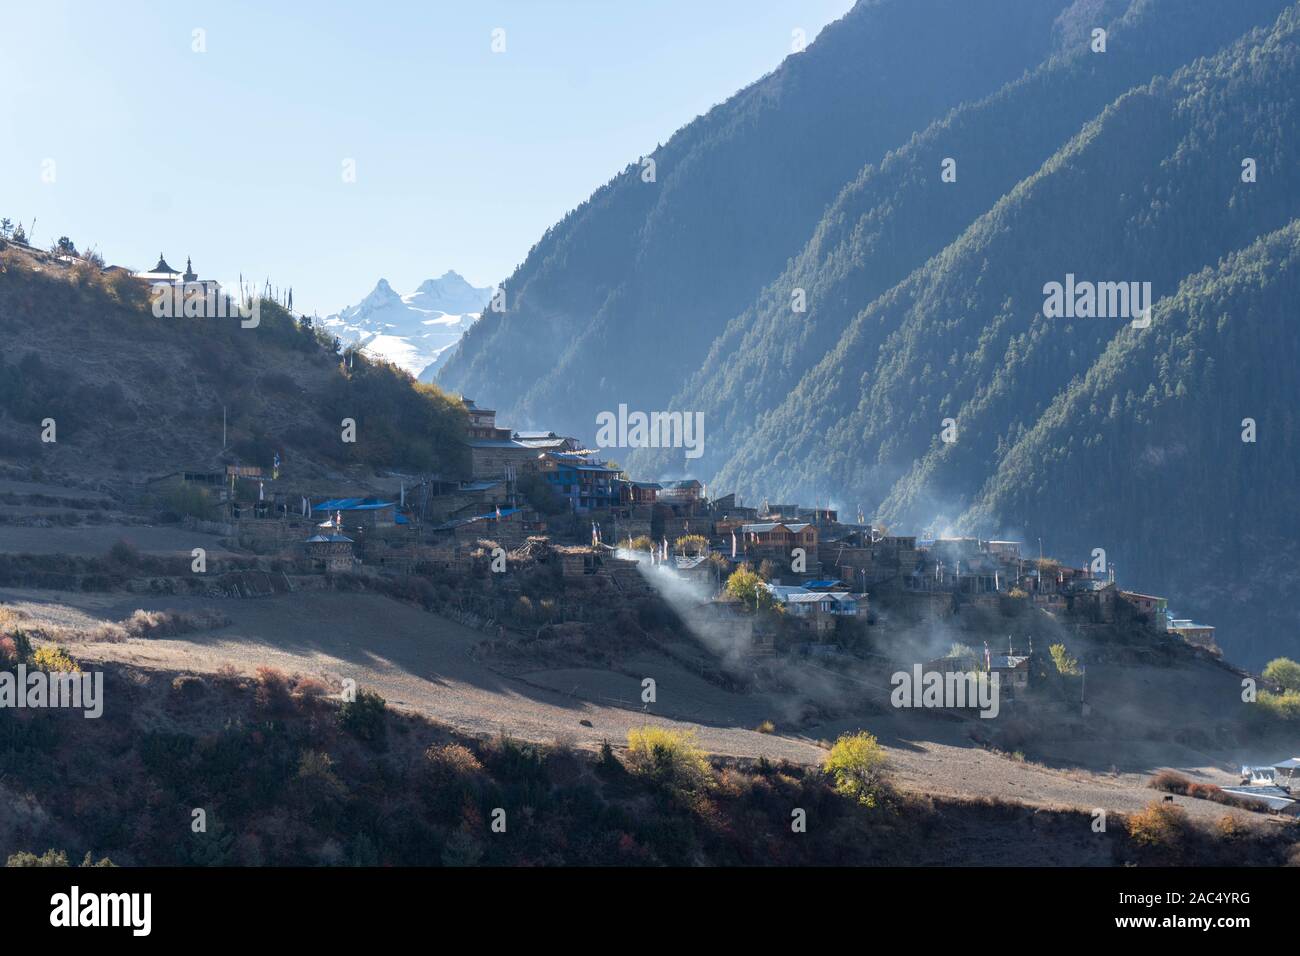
[[823, 731, 888, 807], [674, 534, 709, 556], [724, 564, 774, 610]]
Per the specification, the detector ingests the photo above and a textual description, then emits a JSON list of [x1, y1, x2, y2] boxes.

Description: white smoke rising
[[617, 548, 885, 723], [616, 548, 752, 668]]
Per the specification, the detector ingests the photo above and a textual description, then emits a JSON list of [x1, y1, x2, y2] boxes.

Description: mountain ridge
[[323, 272, 492, 382], [438, 0, 1078, 432]]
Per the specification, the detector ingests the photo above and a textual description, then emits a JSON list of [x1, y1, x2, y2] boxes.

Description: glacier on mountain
[[321, 271, 492, 381]]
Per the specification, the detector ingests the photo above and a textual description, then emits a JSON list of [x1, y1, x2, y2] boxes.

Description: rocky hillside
[[0, 243, 469, 484]]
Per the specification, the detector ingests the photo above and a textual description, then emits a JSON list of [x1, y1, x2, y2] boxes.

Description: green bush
[[625, 726, 710, 794], [325, 353, 468, 475], [724, 564, 774, 611], [1263, 657, 1300, 693], [339, 689, 387, 743], [29, 644, 79, 673], [1258, 690, 1300, 720], [161, 483, 213, 521], [823, 731, 888, 808], [1049, 643, 1081, 676]]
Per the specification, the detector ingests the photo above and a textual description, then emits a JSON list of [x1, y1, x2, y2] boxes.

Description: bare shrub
[[292, 675, 329, 699], [0, 606, 27, 633], [424, 743, 485, 793], [85, 621, 129, 643], [254, 666, 291, 711], [171, 674, 206, 699], [108, 539, 140, 567], [114, 608, 230, 639], [216, 663, 242, 682], [1126, 800, 1190, 858], [1148, 770, 1261, 811]]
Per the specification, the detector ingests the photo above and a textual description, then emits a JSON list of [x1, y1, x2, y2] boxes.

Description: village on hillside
[[148, 377, 1220, 661], [5, 235, 1295, 823], [0, 236, 1230, 685], [202, 395, 1300, 813], [88, 247, 1220, 665]]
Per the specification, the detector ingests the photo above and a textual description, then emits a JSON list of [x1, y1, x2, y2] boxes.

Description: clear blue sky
[[1, 0, 853, 315]]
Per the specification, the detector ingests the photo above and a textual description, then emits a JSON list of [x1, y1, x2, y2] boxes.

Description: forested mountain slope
[[713, 4, 1300, 664], [439, 0, 1078, 435], [636, 0, 1294, 479], [717, 3, 1300, 513], [961, 221, 1300, 666]]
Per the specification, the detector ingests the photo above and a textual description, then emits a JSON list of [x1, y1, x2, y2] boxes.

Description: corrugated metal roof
[[989, 655, 1030, 669], [466, 439, 528, 449], [787, 593, 834, 604], [1219, 786, 1296, 810]]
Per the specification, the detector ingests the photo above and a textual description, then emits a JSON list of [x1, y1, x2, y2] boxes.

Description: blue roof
[[312, 498, 396, 512], [804, 580, 842, 588]]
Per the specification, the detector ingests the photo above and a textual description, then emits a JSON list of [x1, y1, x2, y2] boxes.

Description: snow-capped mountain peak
[[407, 270, 492, 315], [321, 272, 493, 382], [360, 277, 402, 307]]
